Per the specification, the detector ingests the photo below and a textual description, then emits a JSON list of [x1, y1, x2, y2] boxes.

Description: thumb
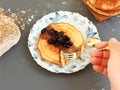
[[108, 38, 120, 56]]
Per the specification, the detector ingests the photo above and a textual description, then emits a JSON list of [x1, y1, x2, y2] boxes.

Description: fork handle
[[99, 46, 109, 51]]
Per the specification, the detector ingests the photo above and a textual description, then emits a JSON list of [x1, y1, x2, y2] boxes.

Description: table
[[1, 0, 120, 90]]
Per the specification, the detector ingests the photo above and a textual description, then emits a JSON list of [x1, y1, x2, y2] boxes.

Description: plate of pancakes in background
[[83, 0, 120, 22]]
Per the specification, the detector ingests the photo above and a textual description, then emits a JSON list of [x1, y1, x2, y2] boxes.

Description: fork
[[60, 50, 77, 66], [86, 37, 109, 50], [60, 37, 109, 66], [60, 37, 101, 66]]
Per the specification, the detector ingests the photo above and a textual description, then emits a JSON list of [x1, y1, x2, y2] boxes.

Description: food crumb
[[101, 88, 106, 90], [112, 28, 115, 32], [61, 2, 66, 5], [117, 15, 120, 18], [27, 15, 35, 22], [0, 7, 33, 31]]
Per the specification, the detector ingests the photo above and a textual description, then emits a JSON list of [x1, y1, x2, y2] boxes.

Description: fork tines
[[63, 52, 77, 59], [60, 50, 77, 66]]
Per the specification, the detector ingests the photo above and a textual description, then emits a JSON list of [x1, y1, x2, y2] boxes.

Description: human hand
[[90, 40, 109, 75], [90, 38, 120, 90]]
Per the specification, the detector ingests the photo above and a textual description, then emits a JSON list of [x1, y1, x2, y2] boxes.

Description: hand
[[90, 38, 120, 90]]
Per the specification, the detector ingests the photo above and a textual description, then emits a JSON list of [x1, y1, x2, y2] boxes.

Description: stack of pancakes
[[83, 0, 120, 22]]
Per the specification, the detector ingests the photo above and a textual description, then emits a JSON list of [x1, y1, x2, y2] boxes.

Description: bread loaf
[[0, 14, 21, 57]]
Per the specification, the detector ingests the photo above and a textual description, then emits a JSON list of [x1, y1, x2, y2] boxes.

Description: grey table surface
[[0, 0, 120, 90]]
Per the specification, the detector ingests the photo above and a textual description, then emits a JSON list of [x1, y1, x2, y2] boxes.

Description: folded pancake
[[89, 0, 120, 14], [83, 0, 120, 22], [37, 22, 84, 66], [0, 14, 21, 57], [84, 0, 120, 16], [89, 0, 120, 11], [87, 6, 111, 22]]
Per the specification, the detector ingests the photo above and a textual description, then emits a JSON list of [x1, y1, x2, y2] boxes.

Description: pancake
[[87, 6, 111, 22], [37, 22, 84, 66], [89, 0, 120, 13], [89, 0, 120, 11], [0, 14, 21, 57], [85, 0, 120, 16], [83, 0, 120, 22]]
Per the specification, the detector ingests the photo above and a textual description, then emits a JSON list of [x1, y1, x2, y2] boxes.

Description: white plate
[[28, 11, 100, 73]]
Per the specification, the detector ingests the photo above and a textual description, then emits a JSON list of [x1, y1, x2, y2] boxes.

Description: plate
[[28, 11, 99, 73]]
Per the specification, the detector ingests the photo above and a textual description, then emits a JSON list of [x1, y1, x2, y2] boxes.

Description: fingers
[[108, 38, 120, 68], [90, 50, 109, 76], [93, 65, 107, 76], [109, 38, 120, 55], [95, 41, 108, 49], [90, 38, 120, 76], [91, 57, 108, 66], [90, 50, 110, 59]]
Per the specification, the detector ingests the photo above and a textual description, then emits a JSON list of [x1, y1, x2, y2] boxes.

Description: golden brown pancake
[[37, 22, 84, 66], [85, 0, 120, 16], [87, 5, 112, 22], [83, 0, 120, 22], [89, 0, 120, 11]]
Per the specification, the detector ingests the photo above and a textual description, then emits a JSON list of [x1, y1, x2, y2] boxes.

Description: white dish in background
[[28, 11, 100, 73]]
